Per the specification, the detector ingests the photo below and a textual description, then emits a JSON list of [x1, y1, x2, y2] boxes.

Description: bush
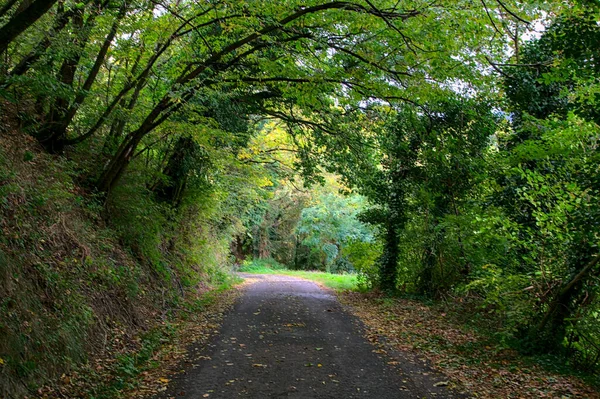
[[239, 258, 286, 272], [342, 240, 381, 289]]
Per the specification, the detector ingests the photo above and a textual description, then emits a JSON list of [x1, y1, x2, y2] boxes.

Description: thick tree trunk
[[153, 135, 196, 206], [231, 236, 250, 265], [7, 3, 77, 77], [49, 4, 124, 143], [37, 5, 101, 152], [96, 128, 144, 193], [0, 0, 59, 54], [36, 7, 84, 151], [379, 221, 399, 292]]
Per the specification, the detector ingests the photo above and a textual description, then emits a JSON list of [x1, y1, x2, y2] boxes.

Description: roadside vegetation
[[237, 8, 600, 388], [341, 292, 600, 398]]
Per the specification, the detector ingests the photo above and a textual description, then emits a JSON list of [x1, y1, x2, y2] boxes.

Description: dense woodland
[[1, 0, 599, 396]]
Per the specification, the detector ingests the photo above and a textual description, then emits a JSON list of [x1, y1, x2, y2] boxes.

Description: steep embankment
[[0, 108, 234, 398]]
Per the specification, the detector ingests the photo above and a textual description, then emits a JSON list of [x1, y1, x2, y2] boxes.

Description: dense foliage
[[329, 6, 600, 371], [246, 2, 600, 375]]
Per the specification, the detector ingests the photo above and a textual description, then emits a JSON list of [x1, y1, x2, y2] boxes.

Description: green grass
[[238, 259, 358, 291]]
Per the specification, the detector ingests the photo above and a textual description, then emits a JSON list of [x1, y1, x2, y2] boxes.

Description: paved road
[[155, 274, 463, 398]]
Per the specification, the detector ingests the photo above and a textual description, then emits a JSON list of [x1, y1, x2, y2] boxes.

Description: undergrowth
[[0, 123, 238, 397]]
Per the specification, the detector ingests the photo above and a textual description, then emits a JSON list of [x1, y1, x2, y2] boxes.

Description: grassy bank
[[238, 259, 358, 291], [0, 116, 239, 398]]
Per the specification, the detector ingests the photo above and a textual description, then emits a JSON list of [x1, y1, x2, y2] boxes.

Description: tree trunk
[[101, 51, 145, 154], [0, 0, 59, 54], [46, 4, 125, 147], [7, 3, 77, 77], [69, 39, 169, 146], [231, 236, 249, 265], [96, 128, 145, 193], [102, 102, 127, 154], [153, 135, 195, 206], [0, 0, 20, 18], [379, 221, 399, 293], [37, 4, 100, 152], [530, 254, 600, 351]]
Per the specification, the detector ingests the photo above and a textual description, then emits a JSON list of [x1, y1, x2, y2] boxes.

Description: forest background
[[1, 0, 599, 397]]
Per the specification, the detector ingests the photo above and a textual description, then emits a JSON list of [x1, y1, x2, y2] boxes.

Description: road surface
[[155, 274, 464, 398]]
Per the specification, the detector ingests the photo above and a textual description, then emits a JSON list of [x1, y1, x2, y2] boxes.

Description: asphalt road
[[155, 274, 464, 399]]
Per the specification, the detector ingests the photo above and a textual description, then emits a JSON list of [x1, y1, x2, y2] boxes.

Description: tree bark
[[45, 3, 125, 149], [96, 126, 145, 193], [8, 3, 81, 78], [0, 0, 59, 54], [379, 220, 400, 292], [152, 135, 196, 205], [526, 254, 600, 352], [101, 50, 145, 154], [37, 3, 102, 151], [537, 255, 600, 332]]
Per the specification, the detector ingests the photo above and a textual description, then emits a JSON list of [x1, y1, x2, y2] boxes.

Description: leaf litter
[[339, 291, 599, 399], [129, 287, 242, 398], [34, 285, 242, 398]]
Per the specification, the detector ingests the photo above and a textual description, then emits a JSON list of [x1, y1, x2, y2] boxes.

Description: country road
[[154, 274, 464, 398]]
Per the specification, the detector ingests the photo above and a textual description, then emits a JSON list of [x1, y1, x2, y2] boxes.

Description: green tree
[[296, 193, 374, 272], [498, 7, 600, 352], [344, 97, 496, 292]]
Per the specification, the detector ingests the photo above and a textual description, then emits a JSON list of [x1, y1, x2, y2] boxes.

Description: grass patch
[[238, 259, 358, 291]]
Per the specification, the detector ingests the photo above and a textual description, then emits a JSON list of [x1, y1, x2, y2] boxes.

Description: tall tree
[[500, 7, 600, 352], [0, 0, 59, 53], [37, 0, 127, 152]]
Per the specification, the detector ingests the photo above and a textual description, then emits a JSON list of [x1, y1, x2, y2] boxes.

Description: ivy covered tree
[[336, 97, 497, 292]]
